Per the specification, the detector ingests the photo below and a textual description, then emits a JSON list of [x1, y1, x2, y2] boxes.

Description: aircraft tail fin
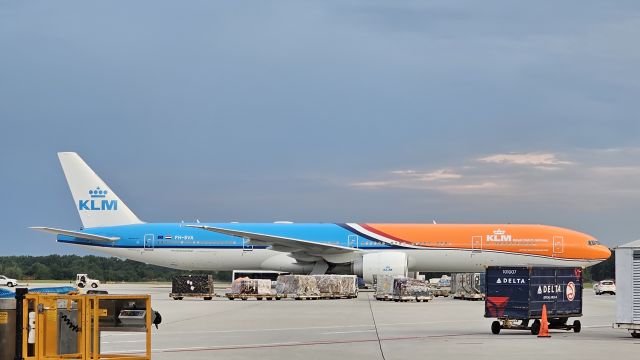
[[57, 152, 143, 228]]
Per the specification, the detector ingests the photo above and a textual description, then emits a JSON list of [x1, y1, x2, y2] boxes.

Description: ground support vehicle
[[485, 266, 583, 335]]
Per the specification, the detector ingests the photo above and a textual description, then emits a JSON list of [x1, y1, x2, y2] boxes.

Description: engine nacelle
[[352, 252, 408, 283]]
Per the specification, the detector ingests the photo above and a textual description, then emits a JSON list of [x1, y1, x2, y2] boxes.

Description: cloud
[[350, 168, 500, 193], [477, 152, 573, 166], [436, 182, 501, 193], [347, 148, 640, 198], [391, 169, 462, 181]]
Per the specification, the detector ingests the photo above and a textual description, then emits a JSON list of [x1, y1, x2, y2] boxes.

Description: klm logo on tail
[[78, 187, 118, 211]]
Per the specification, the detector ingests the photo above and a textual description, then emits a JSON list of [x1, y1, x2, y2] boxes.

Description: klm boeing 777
[[32, 153, 611, 282]]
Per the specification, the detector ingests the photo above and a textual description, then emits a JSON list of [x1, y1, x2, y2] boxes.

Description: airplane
[[31, 152, 611, 282]]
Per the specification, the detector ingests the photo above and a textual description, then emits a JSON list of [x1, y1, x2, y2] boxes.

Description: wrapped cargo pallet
[[313, 275, 357, 298], [374, 275, 397, 300], [171, 274, 214, 300], [229, 278, 274, 295], [393, 278, 433, 301], [276, 275, 320, 297], [339, 275, 358, 297]]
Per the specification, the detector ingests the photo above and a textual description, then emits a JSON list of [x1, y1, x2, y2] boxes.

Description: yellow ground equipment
[[11, 288, 157, 360]]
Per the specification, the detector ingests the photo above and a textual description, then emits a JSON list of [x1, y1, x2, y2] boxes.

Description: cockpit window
[[587, 239, 600, 246]]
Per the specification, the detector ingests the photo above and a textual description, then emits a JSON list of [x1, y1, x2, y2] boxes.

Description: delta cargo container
[[485, 267, 583, 335]]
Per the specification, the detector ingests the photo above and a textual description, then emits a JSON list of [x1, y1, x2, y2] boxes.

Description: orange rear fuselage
[[358, 224, 611, 262]]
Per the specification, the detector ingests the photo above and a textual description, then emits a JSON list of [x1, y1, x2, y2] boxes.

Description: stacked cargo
[[313, 275, 358, 298], [427, 275, 452, 297], [229, 278, 273, 295], [226, 278, 277, 300], [374, 275, 433, 302], [374, 274, 397, 300], [451, 273, 465, 299], [276, 275, 320, 299], [393, 278, 433, 302], [170, 274, 214, 300]]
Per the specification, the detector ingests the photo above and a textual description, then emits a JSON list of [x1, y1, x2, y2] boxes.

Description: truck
[[76, 274, 100, 289], [0, 275, 18, 287], [485, 266, 583, 335]]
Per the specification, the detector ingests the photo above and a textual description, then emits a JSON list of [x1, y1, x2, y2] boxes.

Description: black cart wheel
[[204, 297, 213, 301], [630, 332, 640, 338], [531, 320, 541, 335], [491, 321, 501, 335], [573, 320, 581, 333]]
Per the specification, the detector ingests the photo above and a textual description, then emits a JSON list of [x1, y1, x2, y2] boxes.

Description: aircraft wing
[[30, 227, 119, 242], [186, 225, 359, 257]]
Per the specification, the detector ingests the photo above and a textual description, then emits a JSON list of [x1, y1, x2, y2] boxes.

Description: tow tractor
[[75, 274, 100, 289]]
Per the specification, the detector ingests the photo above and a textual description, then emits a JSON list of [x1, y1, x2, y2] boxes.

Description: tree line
[[0, 255, 232, 282]]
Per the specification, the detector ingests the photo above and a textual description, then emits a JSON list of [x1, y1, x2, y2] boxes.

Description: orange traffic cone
[[538, 304, 550, 338]]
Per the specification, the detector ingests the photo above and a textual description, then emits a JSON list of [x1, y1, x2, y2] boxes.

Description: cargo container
[[485, 266, 583, 335], [170, 274, 215, 300], [451, 272, 484, 300], [613, 240, 640, 338]]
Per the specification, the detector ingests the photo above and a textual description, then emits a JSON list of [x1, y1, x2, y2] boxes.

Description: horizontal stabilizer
[[30, 227, 119, 242]]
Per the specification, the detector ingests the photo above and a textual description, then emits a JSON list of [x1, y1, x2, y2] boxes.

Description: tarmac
[[61, 283, 636, 360]]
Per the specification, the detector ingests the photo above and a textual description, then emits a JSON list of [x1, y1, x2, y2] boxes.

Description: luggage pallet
[[171, 293, 215, 301], [225, 293, 283, 301], [431, 290, 451, 297], [452, 293, 484, 301], [392, 295, 433, 302]]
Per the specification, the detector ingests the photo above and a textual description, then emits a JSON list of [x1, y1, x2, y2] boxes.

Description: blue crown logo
[[89, 187, 108, 198]]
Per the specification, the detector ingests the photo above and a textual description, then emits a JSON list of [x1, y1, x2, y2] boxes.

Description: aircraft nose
[[597, 245, 611, 260]]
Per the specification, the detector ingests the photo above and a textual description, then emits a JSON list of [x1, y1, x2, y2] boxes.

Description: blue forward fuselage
[[58, 223, 392, 250]]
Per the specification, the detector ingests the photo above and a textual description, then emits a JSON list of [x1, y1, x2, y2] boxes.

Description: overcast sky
[[1, 1, 640, 255]]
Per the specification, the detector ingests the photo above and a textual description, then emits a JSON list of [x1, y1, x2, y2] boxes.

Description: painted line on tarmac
[[103, 319, 482, 338], [102, 333, 481, 354], [321, 330, 377, 335]]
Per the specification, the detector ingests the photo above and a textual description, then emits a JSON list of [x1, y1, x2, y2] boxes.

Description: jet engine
[[351, 252, 408, 283]]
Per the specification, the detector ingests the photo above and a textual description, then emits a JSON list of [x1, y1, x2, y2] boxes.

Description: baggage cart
[[485, 266, 583, 335]]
